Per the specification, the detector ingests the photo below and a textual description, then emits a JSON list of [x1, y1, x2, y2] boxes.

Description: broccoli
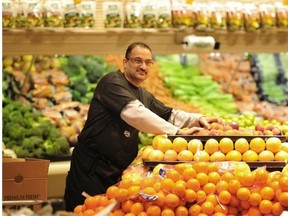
[[4, 123, 26, 141], [25, 126, 44, 138], [22, 136, 44, 151], [13, 146, 29, 158]]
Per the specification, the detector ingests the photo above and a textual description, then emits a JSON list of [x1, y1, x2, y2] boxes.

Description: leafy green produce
[[156, 56, 237, 114], [2, 99, 70, 158]]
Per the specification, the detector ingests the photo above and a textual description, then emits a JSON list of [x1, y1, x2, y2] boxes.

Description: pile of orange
[[73, 161, 288, 216], [144, 136, 288, 163]]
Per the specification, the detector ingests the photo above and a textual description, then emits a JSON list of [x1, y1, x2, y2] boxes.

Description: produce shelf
[[3, 28, 288, 55]]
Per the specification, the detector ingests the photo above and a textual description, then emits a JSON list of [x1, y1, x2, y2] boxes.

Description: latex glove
[[177, 127, 204, 135]]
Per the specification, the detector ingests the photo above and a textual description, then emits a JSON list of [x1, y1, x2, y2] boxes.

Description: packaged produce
[[141, 0, 157, 28], [275, 2, 288, 29], [226, 1, 244, 31], [79, 0, 96, 28], [210, 1, 226, 31], [63, 0, 80, 27], [103, 1, 123, 28], [124, 2, 142, 28], [43, 0, 64, 27], [171, 0, 195, 28], [2, 0, 15, 28], [156, 0, 172, 28], [192, 1, 211, 31], [259, 2, 277, 30], [243, 2, 260, 32], [15, 0, 43, 28]]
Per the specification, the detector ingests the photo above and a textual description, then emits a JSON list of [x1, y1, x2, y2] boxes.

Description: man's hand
[[199, 116, 223, 130], [177, 127, 204, 135]]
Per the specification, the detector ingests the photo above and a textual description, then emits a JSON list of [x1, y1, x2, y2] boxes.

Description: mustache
[[138, 68, 147, 74]]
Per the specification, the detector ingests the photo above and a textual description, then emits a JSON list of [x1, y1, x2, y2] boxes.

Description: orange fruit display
[[188, 139, 203, 154], [225, 150, 242, 161], [249, 137, 265, 153], [177, 150, 193, 161], [234, 138, 249, 154], [172, 137, 188, 153], [157, 137, 173, 153], [204, 138, 219, 155], [258, 150, 275, 161], [265, 137, 281, 153], [219, 137, 234, 154], [242, 150, 258, 162]]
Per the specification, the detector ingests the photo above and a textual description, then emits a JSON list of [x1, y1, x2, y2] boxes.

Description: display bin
[[2, 158, 50, 202]]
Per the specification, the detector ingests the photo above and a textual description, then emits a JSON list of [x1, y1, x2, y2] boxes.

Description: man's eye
[[135, 59, 142, 64], [146, 61, 153, 66]]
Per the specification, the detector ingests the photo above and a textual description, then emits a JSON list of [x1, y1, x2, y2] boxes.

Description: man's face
[[123, 46, 154, 87]]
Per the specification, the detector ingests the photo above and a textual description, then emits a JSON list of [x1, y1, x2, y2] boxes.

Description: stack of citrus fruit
[[73, 161, 288, 216], [143, 135, 288, 163]]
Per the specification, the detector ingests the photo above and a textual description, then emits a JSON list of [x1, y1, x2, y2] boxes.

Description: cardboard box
[[2, 158, 50, 201]]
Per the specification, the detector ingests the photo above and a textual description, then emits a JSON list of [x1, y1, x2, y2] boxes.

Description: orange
[[259, 199, 272, 215], [204, 138, 219, 155], [175, 206, 188, 216], [228, 179, 241, 194], [115, 188, 129, 202], [113, 209, 125, 216], [188, 139, 203, 154], [142, 186, 157, 196], [274, 150, 288, 161], [272, 201, 284, 216], [250, 137, 265, 153], [227, 206, 238, 215], [121, 200, 135, 213], [248, 192, 262, 206], [157, 137, 173, 153], [152, 134, 167, 149], [83, 209, 95, 216], [142, 146, 154, 161], [193, 150, 210, 162], [225, 150, 242, 161], [200, 201, 215, 215], [209, 151, 226, 162], [254, 169, 269, 185], [119, 178, 133, 189], [186, 178, 201, 191], [146, 205, 161, 216], [207, 162, 218, 172], [240, 200, 251, 210], [279, 192, 288, 207], [74, 205, 83, 214], [164, 149, 178, 161], [205, 194, 218, 206], [196, 190, 206, 204], [161, 178, 174, 193], [229, 195, 240, 207], [258, 150, 275, 161], [220, 172, 235, 183], [216, 180, 229, 194], [98, 195, 109, 207], [236, 187, 251, 201], [172, 137, 188, 153], [214, 204, 228, 215], [165, 193, 180, 209], [218, 190, 232, 205], [84, 196, 99, 210], [128, 185, 141, 197], [174, 163, 191, 175], [182, 166, 196, 181], [196, 172, 209, 187], [130, 202, 144, 215], [242, 150, 258, 162], [192, 161, 209, 174], [184, 188, 196, 203], [280, 142, 288, 152], [203, 182, 216, 195], [219, 137, 234, 154], [260, 186, 275, 200], [161, 208, 175, 216], [188, 204, 201, 216], [152, 192, 165, 207], [166, 169, 181, 182], [238, 171, 255, 187], [208, 171, 221, 184], [247, 207, 262, 216], [153, 182, 162, 192], [265, 137, 281, 153], [139, 177, 157, 189], [234, 138, 249, 154], [171, 180, 186, 197], [279, 176, 288, 192], [177, 150, 193, 161], [148, 149, 165, 161]]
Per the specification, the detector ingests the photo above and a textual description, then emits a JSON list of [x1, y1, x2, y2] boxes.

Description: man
[[64, 41, 220, 211]]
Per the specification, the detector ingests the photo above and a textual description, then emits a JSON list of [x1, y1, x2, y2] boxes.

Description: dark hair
[[125, 42, 152, 59]]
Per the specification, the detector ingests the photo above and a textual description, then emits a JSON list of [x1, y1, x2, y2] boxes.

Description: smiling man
[[64, 41, 220, 211]]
